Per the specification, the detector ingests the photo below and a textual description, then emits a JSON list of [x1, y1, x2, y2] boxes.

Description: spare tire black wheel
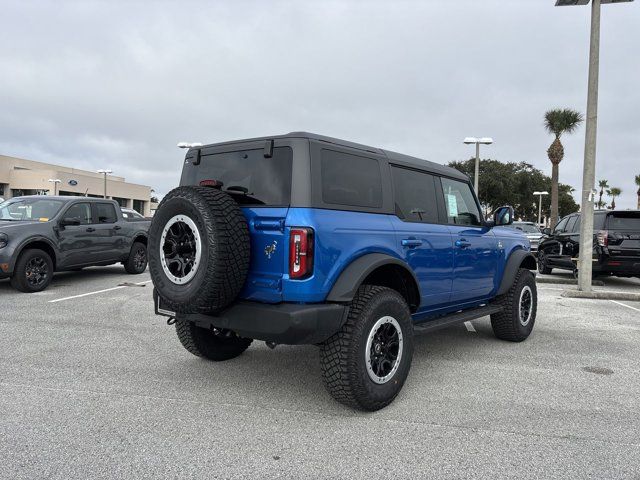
[[148, 186, 250, 314]]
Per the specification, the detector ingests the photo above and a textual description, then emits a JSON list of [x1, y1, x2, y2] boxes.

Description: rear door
[[439, 177, 498, 303], [92, 202, 128, 262], [389, 165, 453, 312], [180, 140, 295, 303]]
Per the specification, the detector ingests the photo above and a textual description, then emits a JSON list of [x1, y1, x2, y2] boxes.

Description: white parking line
[[464, 321, 476, 332], [49, 280, 152, 303], [609, 300, 640, 313]]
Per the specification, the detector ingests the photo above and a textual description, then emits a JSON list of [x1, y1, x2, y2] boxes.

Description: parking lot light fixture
[[47, 178, 61, 196], [554, 0, 634, 292], [533, 191, 549, 227], [463, 137, 494, 196], [97, 169, 113, 199]]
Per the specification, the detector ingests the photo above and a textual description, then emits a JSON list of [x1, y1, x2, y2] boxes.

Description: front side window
[[565, 216, 578, 233], [64, 203, 92, 225], [391, 166, 438, 223], [96, 203, 117, 224], [440, 178, 482, 226], [181, 146, 293, 206], [320, 149, 382, 208], [553, 216, 569, 234]]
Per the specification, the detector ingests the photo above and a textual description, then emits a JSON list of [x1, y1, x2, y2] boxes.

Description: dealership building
[[0, 154, 153, 216]]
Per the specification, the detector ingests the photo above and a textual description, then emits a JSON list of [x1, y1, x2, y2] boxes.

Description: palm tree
[[607, 187, 622, 210], [597, 179, 609, 210], [635, 175, 640, 210], [544, 108, 584, 227]]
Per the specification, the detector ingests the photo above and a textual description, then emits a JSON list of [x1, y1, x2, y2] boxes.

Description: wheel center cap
[[374, 343, 382, 354]]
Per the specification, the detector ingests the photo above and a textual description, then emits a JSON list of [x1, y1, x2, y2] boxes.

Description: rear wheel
[[124, 241, 147, 274], [490, 268, 537, 342], [319, 286, 414, 411], [11, 249, 54, 293], [175, 317, 252, 361]]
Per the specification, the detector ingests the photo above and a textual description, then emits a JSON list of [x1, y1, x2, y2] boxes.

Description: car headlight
[[0, 233, 8, 249]]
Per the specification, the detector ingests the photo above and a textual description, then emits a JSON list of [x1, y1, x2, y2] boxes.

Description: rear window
[[320, 149, 382, 208], [181, 147, 293, 206], [607, 213, 640, 231]]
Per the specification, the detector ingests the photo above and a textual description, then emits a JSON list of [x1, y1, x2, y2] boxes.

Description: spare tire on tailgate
[[148, 186, 250, 314]]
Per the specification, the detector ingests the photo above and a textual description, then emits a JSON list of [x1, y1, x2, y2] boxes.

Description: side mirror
[[493, 206, 514, 226], [542, 227, 551, 236], [60, 217, 81, 228]]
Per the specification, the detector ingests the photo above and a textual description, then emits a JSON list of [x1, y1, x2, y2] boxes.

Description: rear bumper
[[155, 291, 348, 345], [594, 257, 640, 277]]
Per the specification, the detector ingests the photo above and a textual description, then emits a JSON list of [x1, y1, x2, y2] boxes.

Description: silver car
[[506, 221, 543, 252]]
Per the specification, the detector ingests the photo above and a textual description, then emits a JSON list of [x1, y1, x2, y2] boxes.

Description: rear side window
[[65, 203, 93, 225], [320, 149, 382, 208], [96, 203, 117, 224], [440, 177, 482, 226], [391, 166, 438, 223], [181, 147, 293, 206]]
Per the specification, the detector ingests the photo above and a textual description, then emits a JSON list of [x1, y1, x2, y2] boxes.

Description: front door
[[390, 166, 453, 312], [57, 202, 96, 267], [439, 177, 497, 303]]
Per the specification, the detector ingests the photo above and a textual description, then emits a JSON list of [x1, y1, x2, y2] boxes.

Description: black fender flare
[[497, 249, 537, 295], [326, 253, 419, 303]]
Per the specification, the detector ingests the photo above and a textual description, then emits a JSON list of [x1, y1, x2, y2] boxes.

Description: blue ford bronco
[[149, 132, 537, 411]]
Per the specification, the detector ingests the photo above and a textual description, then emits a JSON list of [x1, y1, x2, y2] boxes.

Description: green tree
[[448, 158, 578, 223], [544, 108, 583, 227], [596, 179, 609, 210], [635, 175, 640, 210], [607, 187, 622, 210]]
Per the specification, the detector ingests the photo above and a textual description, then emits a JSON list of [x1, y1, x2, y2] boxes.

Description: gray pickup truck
[[0, 196, 150, 292]]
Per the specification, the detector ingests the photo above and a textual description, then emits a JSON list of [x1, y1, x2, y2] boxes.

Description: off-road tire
[[175, 317, 253, 361], [148, 186, 249, 314], [124, 241, 148, 274], [11, 248, 54, 293], [537, 252, 552, 275], [319, 286, 414, 411], [490, 268, 537, 342]]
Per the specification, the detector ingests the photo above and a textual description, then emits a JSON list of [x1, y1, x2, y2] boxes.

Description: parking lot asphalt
[[1, 267, 639, 479]]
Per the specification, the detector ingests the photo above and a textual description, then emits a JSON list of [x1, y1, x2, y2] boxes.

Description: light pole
[[533, 191, 549, 227], [555, 0, 633, 292], [97, 169, 112, 199], [47, 178, 61, 196], [463, 137, 493, 196]]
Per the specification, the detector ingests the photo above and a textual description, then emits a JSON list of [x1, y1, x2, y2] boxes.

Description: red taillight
[[289, 227, 314, 279], [597, 230, 608, 247]]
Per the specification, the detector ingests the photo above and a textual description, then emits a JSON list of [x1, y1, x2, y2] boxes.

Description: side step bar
[[414, 304, 503, 334]]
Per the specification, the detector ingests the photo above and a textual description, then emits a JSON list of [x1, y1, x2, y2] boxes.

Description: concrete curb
[[536, 276, 605, 287], [561, 290, 640, 301]]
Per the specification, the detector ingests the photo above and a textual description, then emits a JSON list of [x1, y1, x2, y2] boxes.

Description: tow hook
[[167, 317, 176, 326], [265, 341, 278, 350]]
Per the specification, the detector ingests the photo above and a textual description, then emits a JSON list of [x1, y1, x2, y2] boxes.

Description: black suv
[[537, 210, 640, 278]]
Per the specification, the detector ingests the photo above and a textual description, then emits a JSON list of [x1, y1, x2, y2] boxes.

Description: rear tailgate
[[605, 212, 640, 265], [239, 207, 289, 303]]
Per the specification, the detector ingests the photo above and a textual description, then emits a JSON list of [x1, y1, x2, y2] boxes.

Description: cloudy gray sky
[[1, 0, 638, 208]]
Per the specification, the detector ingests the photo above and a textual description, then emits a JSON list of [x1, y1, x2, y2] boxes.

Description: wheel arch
[[13, 237, 58, 271], [132, 232, 148, 246], [326, 253, 420, 312], [497, 249, 537, 296]]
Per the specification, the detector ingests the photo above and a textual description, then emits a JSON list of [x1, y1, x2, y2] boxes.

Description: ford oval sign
[[68, 180, 78, 186]]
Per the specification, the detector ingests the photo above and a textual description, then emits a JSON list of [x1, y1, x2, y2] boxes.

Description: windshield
[[180, 146, 293, 206], [511, 223, 540, 234], [0, 198, 64, 221]]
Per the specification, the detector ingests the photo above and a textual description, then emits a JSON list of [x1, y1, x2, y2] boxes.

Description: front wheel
[[537, 252, 552, 274], [11, 248, 54, 293], [319, 286, 414, 411], [490, 268, 537, 342], [175, 317, 252, 361]]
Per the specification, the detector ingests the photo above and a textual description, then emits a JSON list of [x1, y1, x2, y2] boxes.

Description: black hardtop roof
[[197, 131, 468, 181]]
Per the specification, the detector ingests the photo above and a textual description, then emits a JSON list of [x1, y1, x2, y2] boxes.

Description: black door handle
[[86, 227, 96, 232], [113, 225, 122, 231]]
